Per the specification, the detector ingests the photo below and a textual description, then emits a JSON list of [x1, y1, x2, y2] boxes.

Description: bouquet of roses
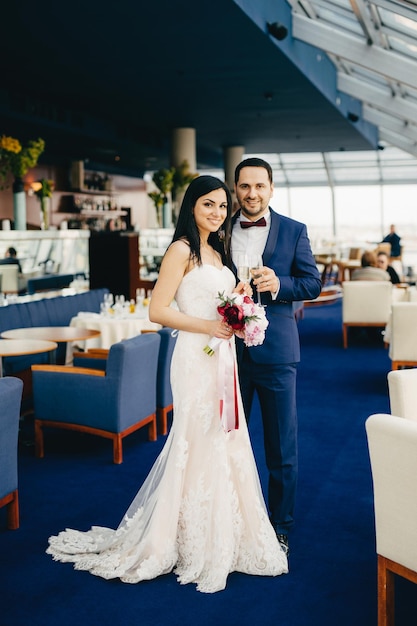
[[203, 291, 269, 356]]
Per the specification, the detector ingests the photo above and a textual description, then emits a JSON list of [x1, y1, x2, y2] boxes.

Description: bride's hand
[[234, 281, 253, 297], [209, 319, 234, 340]]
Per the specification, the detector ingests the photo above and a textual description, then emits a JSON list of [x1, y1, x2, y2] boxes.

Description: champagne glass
[[250, 255, 264, 305], [237, 253, 250, 283]]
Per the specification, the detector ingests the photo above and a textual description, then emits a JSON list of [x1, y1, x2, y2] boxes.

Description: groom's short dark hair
[[234, 158, 273, 184]]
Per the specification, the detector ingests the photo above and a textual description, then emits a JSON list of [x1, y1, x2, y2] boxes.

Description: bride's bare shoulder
[[168, 238, 190, 254], [165, 239, 197, 273]]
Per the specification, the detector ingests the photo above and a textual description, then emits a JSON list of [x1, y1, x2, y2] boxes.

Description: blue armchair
[[32, 333, 161, 464], [156, 327, 176, 435], [0, 377, 24, 529], [73, 328, 177, 436]]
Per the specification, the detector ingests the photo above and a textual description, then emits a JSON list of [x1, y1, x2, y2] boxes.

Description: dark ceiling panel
[[0, 0, 373, 176]]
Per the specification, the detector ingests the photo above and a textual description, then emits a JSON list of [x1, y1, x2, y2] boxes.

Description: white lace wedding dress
[[47, 264, 288, 593]]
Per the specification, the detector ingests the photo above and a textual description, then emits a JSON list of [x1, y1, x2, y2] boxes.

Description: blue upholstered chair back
[[0, 377, 23, 500], [157, 328, 176, 408], [0, 288, 108, 373], [105, 333, 161, 425], [33, 332, 161, 434]]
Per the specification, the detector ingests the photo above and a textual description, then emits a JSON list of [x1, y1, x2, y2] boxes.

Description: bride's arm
[[149, 241, 232, 339]]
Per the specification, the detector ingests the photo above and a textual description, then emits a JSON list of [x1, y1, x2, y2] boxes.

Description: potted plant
[[0, 135, 45, 188], [0, 135, 45, 230], [171, 160, 198, 221], [147, 167, 175, 227]]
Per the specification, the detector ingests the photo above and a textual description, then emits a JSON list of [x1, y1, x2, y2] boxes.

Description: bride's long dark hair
[[172, 175, 233, 268]]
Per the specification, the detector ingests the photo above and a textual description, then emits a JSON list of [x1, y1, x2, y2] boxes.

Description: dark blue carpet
[[1, 300, 416, 625]]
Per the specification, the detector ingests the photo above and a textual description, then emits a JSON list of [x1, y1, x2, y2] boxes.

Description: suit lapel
[[231, 210, 241, 274], [263, 208, 280, 264]]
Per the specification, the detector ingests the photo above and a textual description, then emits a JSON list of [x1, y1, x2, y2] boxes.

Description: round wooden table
[[1, 327, 101, 366], [1, 327, 101, 343], [0, 339, 58, 377]]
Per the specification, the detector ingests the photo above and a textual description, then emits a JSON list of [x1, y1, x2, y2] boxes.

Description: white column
[[170, 128, 196, 171], [223, 146, 244, 191], [223, 145, 244, 212]]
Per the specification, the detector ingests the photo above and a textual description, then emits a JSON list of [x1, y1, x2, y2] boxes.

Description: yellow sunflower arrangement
[[0, 135, 45, 189]]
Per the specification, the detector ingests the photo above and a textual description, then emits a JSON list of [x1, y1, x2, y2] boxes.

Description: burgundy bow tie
[[240, 217, 267, 229]]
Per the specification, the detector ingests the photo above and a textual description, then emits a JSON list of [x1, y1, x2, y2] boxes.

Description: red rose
[[218, 303, 245, 330]]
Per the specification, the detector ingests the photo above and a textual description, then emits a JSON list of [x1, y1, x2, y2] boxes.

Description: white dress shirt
[[232, 211, 279, 299], [231, 211, 271, 265]]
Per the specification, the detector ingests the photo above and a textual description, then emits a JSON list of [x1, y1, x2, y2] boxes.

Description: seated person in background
[[351, 250, 390, 282], [382, 224, 401, 258], [0, 247, 22, 273], [376, 251, 401, 284]]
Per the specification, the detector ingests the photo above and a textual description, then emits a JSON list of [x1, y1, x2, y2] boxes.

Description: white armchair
[[365, 413, 417, 626], [387, 369, 417, 419], [342, 281, 393, 348], [0, 265, 19, 293], [388, 302, 417, 370]]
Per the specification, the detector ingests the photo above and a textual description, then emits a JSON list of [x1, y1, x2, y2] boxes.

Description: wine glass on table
[[250, 255, 264, 306]]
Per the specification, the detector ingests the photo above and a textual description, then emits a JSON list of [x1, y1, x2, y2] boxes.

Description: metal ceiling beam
[[338, 73, 417, 125], [379, 127, 417, 157], [292, 11, 417, 90], [349, 0, 378, 44], [363, 104, 417, 142]]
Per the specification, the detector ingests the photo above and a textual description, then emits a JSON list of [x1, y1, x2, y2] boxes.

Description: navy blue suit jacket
[[234, 209, 321, 365]]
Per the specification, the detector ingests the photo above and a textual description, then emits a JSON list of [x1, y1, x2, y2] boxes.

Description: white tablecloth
[[69, 313, 161, 352]]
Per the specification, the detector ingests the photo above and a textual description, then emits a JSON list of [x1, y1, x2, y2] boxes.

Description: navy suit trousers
[[239, 349, 298, 535]]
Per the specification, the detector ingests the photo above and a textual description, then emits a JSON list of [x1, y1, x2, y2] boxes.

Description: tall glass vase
[[40, 197, 50, 230], [12, 177, 27, 230], [162, 196, 172, 228], [155, 205, 163, 228]]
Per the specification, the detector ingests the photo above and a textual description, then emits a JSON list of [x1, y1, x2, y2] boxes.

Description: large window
[[185, 148, 417, 269], [270, 187, 334, 248]]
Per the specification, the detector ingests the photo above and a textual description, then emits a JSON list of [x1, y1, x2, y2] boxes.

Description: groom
[[231, 157, 321, 557]]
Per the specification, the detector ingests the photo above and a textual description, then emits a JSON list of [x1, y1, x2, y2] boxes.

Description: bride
[[47, 175, 288, 593]]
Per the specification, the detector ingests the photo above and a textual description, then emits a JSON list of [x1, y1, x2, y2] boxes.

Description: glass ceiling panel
[[378, 7, 417, 37], [314, 6, 363, 35], [286, 170, 329, 184], [287, 0, 417, 163], [326, 152, 378, 166], [349, 65, 388, 88], [331, 167, 382, 183], [379, 147, 417, 162], [379, 166, 417, 181], [247, 147, 417, 186], [404, 84, 417, 101], [272, 170, 288, 185], [280, 153, 323, 165], [387, 36, 417, 60]]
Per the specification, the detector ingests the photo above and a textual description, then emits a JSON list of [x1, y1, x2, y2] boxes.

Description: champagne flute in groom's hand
[[237, 253, 250, 283], [250, 255, 265, 306]]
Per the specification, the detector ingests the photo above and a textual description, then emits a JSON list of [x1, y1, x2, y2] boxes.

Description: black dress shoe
[[276, 533, 289, 557]]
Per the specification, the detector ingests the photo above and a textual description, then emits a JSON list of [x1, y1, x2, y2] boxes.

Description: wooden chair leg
[[148, 415, 157, 442], [378, 555, 395, 626], [113, 434, 123, 464], [157, 407, 168, 436], [343, 324, 348, 349], [7, 490, 19, 530], [34, 420, 44, 458]]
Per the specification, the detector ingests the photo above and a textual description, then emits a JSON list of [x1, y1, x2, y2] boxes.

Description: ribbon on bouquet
[[217, 340, 240, 432]]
